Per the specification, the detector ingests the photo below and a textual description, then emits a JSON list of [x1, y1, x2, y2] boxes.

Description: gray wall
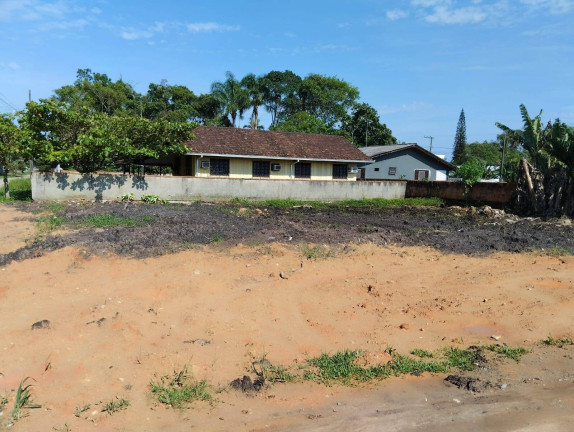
[[361, 149, 449, 181], [32, 171, 406, 202]]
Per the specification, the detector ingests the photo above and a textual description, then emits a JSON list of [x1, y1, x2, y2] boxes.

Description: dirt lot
[[0, 202, 573, 431]]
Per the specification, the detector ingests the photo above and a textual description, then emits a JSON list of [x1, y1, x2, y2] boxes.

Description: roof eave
[[185, 152, 371, 164]]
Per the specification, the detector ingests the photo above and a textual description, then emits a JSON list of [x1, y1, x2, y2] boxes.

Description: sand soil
[[0, 203, 572, 431]]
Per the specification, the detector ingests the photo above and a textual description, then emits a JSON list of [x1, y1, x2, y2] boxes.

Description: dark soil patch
[[1, 201, 573, 266]]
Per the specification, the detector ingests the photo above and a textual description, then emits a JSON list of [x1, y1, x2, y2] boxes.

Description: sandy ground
[[0, 205, 573, 431]]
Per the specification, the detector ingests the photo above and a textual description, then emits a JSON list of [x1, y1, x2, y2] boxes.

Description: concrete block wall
[[31, 172, 407, 202]]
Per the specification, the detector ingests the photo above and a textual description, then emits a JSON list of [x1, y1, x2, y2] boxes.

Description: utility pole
[[424, 136, 434, 152], [500, 139, 506, 182], [365, 118, 372, 146], [29, 90, 34, 177]]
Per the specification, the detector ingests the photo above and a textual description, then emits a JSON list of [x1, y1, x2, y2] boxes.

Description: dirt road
[[0, 203, 572, 431]]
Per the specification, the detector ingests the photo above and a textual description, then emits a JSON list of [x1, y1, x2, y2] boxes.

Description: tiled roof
[[183, 127, 373, 162], [358, 144, 456, 170]]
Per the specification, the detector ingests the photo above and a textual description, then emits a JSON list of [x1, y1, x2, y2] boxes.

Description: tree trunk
[[3, 169, 9, 199]]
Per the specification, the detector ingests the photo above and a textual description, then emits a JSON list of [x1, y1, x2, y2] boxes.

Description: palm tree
[[240, 73, 264, 129], [210, 71, 249, 127]]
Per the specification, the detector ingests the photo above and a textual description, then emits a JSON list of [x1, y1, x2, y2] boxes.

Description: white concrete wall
[[32, 171, 406, 202]]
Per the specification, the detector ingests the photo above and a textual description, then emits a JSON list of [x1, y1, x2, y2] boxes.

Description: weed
[[252, 354, 296, 384], [389, 354, 449, 375], [305, 350, 389, 384], [301, 244, 334, 260], [444, 347, 482, 371], [119, 192, 134, 202], [484, 344, 528, 362], [0, 395, 7, 411], [74, 403, 91, 417], [411, 349, 433, 358], [101, 397, 129, 415], [141, 194, 166, 204], [209, 233, 223, 244], [542, 335, 574, 348], [11, 377, 42, 421], [150, 366, 211, 408], [78, 214, 153, 228], [53, 423, 71, 432], [45, 202, 65, 214], [37, 214, 65, 232]]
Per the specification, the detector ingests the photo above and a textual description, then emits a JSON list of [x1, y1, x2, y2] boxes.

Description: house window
[[252, 161, 270, 178], [210, 158, 230, 176], [374, 167, 380, 172], [332, 164, 348, 179], [294, 162, 311, 179], [415, 169, 430, 180], [388, 167, 397, 176]]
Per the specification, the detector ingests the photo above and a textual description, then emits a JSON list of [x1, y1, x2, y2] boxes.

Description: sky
[[1, 0, 573, 158]]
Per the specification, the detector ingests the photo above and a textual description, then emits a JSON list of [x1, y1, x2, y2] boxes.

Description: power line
[[0, 91, 20, 111]]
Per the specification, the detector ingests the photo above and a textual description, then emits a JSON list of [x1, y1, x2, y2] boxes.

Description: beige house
[[171, 127, 372, 181]]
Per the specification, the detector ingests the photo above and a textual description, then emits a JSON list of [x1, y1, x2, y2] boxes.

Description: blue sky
[[1, 0, 573, 157]]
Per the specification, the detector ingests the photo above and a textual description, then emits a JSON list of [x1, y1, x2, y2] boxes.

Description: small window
[[388, 167, 397, 176], [252, 161, 270, 178], [374, 167, 380, 172], [210, 158, 230, 176], [295, 162, 311, 179], [415, 169, 430, 180], [332, 164, 348, 179]]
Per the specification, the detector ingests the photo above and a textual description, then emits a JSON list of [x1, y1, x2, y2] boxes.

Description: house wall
[[31, 171, 404, 202], [190, 157, 358, 181], [361, 149, 450, 181]]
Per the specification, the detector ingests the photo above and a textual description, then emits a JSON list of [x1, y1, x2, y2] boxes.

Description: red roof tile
[[183, 127, 372, 162]]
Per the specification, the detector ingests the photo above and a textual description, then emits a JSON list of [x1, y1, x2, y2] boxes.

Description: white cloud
[[121, 28, 153, 40], [0, 61, 20, 70], [520, 0, 574, 14], [38, 18, 88, 31], [378, 102, 427, 115], [187, 22, 240, 33], [386, 9, 409, 20], [424, 5, 487, 23]]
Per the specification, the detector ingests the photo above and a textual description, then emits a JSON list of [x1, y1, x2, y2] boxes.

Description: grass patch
[[74, 403, 91, 417], [0, 178, 32, 202], [37, 214, 65, 232], [11, 377, 42, 421], [209, 233, 223, 244], [542, 335, 574, 348], [252, 354, 296, 384], [541, 246, 571, 257], [150, 367, 212, 408], [301, 244, 335, 260], [484, 344, 528, 362], [304, 350, 390, 384], [101, 397, 129, 415], [303, 344, 525, 386], [0, 395, 7, 411], [78, 214, 154, 228], [411, 349, 434, 358], [258, 197, 443, 210]]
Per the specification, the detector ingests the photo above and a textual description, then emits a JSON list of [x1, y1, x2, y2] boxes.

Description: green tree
[[546, 120, 574, 175], [21, 100, 193, 173], [271, 112, 332, 135], [240, 73, 264, 129], [452, 109, 467, 165], [54, 68, 140, 116], [210, 71, 250, 127], [142, 80, 197, 122], [343, 103, 396, 147], [288, 74, 359, 128], [0, 114, 28, 198], [456, 159, 484, 199], [260, 70, 302, 128]]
